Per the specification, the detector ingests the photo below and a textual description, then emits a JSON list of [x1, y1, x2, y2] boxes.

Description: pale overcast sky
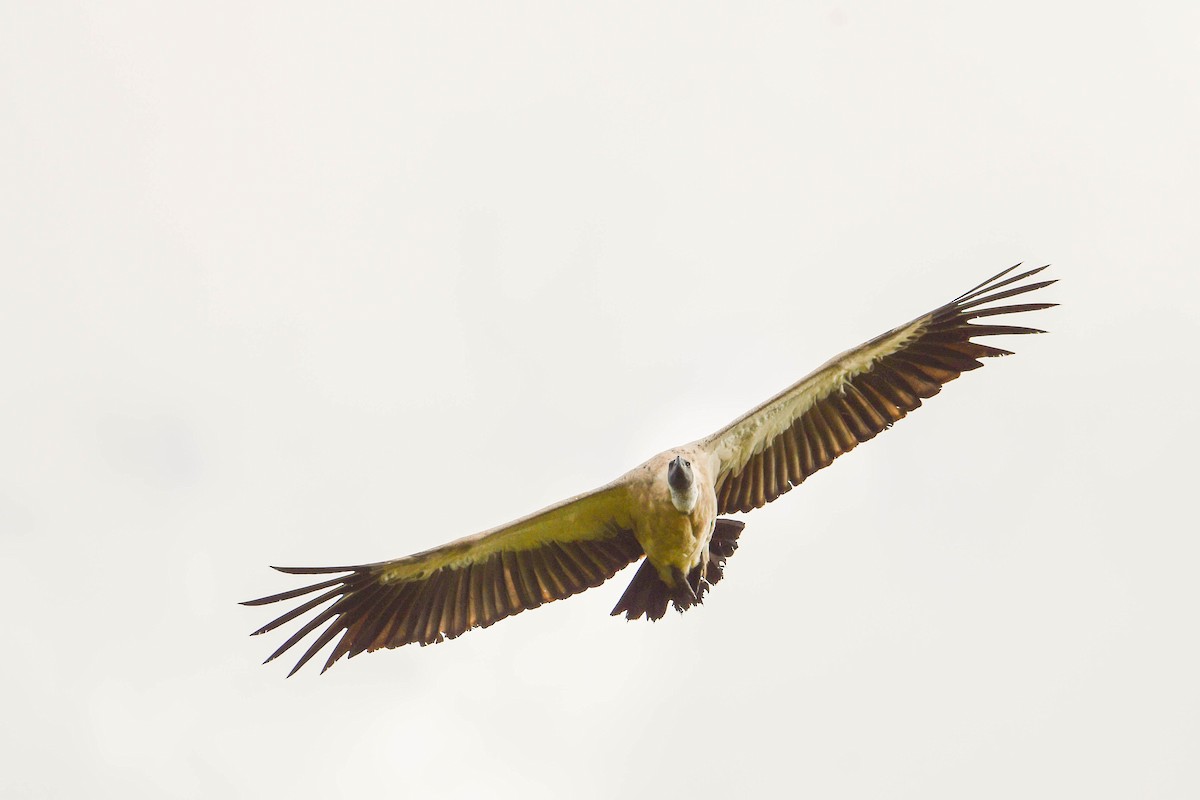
[[3, 3, 1198, 798]]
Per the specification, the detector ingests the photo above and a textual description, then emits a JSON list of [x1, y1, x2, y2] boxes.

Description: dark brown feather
[[513, 551, 541, 609], [796, 423, 816, 477], [498, 551, 523, 612], [476, 558, 498, 629], [761, 442, 777, 503], [781, 423, 802, 479], [438, 568, 466, 638], [467, 561, 486, 629], [529, 550, 563, 601], [546, 543, 584, 596]]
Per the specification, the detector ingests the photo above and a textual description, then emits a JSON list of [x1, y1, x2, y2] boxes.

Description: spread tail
[[611, 518, 745, 621]]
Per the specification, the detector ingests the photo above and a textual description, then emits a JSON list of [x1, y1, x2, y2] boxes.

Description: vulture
[[244, 264, 1055, 675]]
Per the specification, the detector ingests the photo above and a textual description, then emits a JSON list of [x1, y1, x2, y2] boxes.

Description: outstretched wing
[[243, 483, 642, 675], [702, 264, 1056, 514]]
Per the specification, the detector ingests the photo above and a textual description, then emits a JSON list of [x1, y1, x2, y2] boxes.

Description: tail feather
[[611, 518, 745, 621]]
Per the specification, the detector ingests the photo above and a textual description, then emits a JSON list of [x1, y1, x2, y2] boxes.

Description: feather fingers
[[955, 279, 1057, 312], [250, 587, 344, 636], [241, 576, 345, 607], [949, 263, 1027, 303]]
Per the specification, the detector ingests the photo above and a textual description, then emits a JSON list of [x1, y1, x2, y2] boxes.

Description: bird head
[[667, 455, 693, 492]]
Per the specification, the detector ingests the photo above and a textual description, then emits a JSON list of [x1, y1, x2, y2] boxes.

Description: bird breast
[[629, 451, 718, 581]]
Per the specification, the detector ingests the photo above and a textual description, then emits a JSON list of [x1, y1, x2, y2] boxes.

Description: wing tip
[[270, 564, 359, 575], [952, 264, 1056, 307]]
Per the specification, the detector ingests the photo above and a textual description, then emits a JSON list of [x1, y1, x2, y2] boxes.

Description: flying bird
[[244, 264, 1055, 675]]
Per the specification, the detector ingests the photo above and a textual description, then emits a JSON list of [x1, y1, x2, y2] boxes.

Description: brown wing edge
[[715, 264, 1057, 514], [243, 529, 644, 676]]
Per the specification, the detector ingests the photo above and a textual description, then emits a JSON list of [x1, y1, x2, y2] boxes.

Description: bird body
[[245, 265, 1056, 675], [627, 449, 717, 586]]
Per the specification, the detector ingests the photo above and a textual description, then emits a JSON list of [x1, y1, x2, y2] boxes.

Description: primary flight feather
[[244, 264, 1056, 675]]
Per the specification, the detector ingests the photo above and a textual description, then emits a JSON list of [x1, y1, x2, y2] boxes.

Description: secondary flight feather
[[244, 264, 1056, 675]]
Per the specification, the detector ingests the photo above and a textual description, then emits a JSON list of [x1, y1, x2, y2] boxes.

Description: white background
[[3, 3, 1198, 798]]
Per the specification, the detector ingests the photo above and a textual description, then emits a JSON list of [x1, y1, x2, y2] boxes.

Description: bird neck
[[669, 481, 698, 513]]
